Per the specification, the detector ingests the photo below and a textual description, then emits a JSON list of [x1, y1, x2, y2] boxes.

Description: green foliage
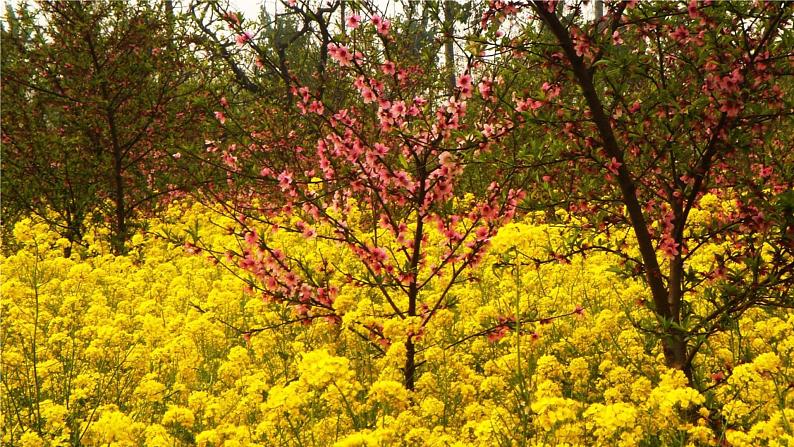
[[1, 1, 208, 254]]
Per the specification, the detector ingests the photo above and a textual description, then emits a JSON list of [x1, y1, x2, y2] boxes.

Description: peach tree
[[189, 0, 528, 390], [475, 0, 793, 386]]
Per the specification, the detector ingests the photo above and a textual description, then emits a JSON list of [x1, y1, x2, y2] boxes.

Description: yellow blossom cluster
[[2, 201, 792, 446]]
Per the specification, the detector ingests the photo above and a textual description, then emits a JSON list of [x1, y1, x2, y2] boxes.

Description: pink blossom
[[719, 99, 740, 118], [435, 180, 454, 200], [487, 326, 509, 343], [438, 151, 456, 168], [184, 242, 200, 254], [244, 230, 258, 245], [222, 151, 237, 169], [457, 74, 473, 99], [214, 111, 226, 124], [755, 164, 773, 179], [346, 14, 361, 29], [381, 60, 396, 75], [515, 95, 544, 112], [670, 25, 689, 43], [390, 100, 406, 118], [278, 170, 293, 191], [371, 246, 388, 262], [456, 73, 472, 89], [541, 82, 560, 100], [605, 157, 622, 175], [573, 33, 591, 58], [688, 0, 700, 19], [327, 43, 353, 66], [478, 77, 493, 100], [488, 316, 514, 343], [480, 203, 499, 220], [371, 15, 390, 35], [361, 87, 375, 103], [660, 237, 680, 259], [223, 12, 240, 26], [298, 222, 315, 239], [235, 31, 253, 47], [374, 143, 389, 155], [612, 30, 623, 46], [308, 100, 324, 115], [352, 76, 366, 90]]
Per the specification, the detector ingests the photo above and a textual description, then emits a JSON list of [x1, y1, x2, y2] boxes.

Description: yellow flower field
[[2, 201, 792, 446]]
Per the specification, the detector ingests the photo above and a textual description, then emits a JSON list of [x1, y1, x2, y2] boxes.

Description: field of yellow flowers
[[2, 200, 792, 447]]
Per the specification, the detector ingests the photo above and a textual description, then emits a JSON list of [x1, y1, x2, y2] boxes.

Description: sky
[[230, 0, 273, 18], [229, 0, 404, 20], [1, 1, 416, 29]]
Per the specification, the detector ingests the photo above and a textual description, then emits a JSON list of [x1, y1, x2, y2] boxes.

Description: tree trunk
[[107, 109, 127, 255], [404, 169, 426, 390], [663, 334, 690, 378], [534, 4, 694, 380], [665, 257, 693, 382], [112, 151, 127, 255], [443, 0, 456, 94], [594, 0, 603, 21], [404, 338, 416, 390], [404, 220, 422, 390]]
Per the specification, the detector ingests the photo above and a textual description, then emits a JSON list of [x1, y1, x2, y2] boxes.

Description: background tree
[[1, 0, 207, 254], [2, 4, 101, 255]]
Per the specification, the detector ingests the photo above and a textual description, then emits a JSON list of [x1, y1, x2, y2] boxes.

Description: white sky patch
[[229, 0, 269, 19], [229, 0, 404, 21]]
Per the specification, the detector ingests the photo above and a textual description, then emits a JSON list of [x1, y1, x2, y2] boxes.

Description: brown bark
[[533, 3, 685, 371], [444, 0, 456, 95]]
